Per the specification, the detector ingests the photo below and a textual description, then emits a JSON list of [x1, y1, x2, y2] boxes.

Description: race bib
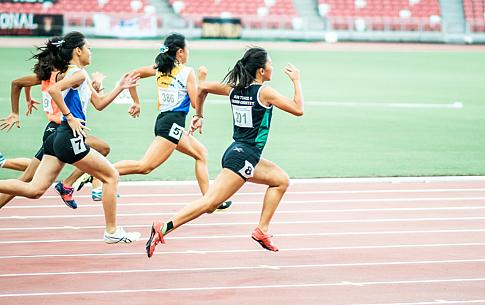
[[232, 105, 253, 128], [238, 160, 255, 179], [42, 91, 53, 113], [168, 123, 184, 140], [70, 136, 87, 155], [158, 88, 178, 111]]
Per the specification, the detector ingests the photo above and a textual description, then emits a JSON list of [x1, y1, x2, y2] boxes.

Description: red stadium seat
[[0, 0, 149, 14], [318, 0, 442, 31], [169, 0, 298, 29], [462, 0, 485, 32]]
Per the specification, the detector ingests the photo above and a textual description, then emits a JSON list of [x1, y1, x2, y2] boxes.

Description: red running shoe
[[251, 227, 279, 252], [146, 220, 165, 258]]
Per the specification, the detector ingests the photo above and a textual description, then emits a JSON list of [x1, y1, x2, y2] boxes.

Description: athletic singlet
[[61, 65, 91, 124], [155, 64, 192, 113], [41, 71, 62, 125], [229, 84, 273, 152]]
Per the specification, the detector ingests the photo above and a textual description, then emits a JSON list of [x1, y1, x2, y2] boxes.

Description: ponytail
[[54, 31, 86, 74], [223, 47, 268, 90], [30, 31, 86, 80], [31, 36, 63, 81], [154, 33, 186, 75]]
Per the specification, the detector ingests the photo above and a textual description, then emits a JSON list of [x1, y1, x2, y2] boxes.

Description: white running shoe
[[92, 187, 102, 201], [73, 173, 93, 191], [104, 226, 141, 244]]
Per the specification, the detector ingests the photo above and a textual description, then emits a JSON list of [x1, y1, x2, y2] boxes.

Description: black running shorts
[[34, 121, 60, 161], [221, 142, 261, 181], [43, 122, 90, 164], [154, 111, 186, 144]]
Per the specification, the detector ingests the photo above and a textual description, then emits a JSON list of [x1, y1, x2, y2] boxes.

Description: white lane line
[[1, 242, 485, 259], [117, 176, 485, 185], [2, 220, 485, 233], [1, 278, 484, 298], [1, 258, 485, 278], [350, 299, 485, 305], [1, 228, 485, 244], [2, 211, 485, 221], [31, 188, 485, 201], [8, 197, 485, 209]]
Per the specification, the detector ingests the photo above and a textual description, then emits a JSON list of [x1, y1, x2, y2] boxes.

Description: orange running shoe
[[54, 182, 77, 209], [251, 227, 279, 252], [146, 220, 165, 258]]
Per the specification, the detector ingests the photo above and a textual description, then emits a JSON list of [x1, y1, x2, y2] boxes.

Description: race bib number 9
[[158, 88, 178, 111], [42, 91, 53, 113], [70, 136, 87, 155], [232, 105, 253, 128]]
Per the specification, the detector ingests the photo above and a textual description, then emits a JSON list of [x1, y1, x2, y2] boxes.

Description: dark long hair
[[155, 33, 186, 74], [31, 31, 86, 80], [54, 31, 86, 73], [31, 36, 63, 81], [223, 47, 268, 90]]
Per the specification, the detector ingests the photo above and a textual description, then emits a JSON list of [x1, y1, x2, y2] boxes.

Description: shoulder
[[259, 84, 276, 98], [257, 85, 273, 107], [183, 66, 194, 77]]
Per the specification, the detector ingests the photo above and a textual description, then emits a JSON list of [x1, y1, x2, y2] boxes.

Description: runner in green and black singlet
[[146, 47, 304, 257], [230, 84, 272, 152]]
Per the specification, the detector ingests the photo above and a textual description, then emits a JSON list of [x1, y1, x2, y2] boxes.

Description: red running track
[[0, 177, 485, 305]]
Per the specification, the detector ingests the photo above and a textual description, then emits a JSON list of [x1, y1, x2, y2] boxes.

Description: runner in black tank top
[[146, 47, 304, 257], [230, 84, 272, 151]]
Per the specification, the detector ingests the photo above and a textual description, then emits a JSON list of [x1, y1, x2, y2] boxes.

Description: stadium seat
[[318, 0, 441, 31], [167, 0, 297, 29], [0, 0, 150, 25], [463, 0, 485, 32]]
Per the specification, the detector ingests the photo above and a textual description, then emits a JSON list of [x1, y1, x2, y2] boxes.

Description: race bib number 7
[[232, 105, 253, 128], [70, 135, 87, 155]]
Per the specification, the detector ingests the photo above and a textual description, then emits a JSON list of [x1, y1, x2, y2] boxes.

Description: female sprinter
[[114, 33, 230, 211], [0, 31, 141, 243], [0, 41, 110, 209], [146, 47, 304, 257]]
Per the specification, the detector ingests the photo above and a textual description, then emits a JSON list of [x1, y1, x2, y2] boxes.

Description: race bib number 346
[[232, 105, 253, 128]]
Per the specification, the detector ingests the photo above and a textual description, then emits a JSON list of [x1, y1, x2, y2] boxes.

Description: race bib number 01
[[158, 88, 178, 111], [70, 136, 87, 155], [169, 123, 184, 140], [232, 105, 253, 128], [238, 160, 255, 179]]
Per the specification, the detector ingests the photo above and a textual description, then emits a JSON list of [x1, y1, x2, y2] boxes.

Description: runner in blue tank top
[[0, 31, 141, 244], [147, 47, 304, 257]]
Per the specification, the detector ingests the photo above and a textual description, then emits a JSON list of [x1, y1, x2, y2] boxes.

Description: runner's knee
[[193, 145, 208, 162], [97, 166, 119, 184], [275, 171, 290, 191], [97, 143, 110, 156], [139, 162, 157, 175], [29, 184, 49, 199]]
